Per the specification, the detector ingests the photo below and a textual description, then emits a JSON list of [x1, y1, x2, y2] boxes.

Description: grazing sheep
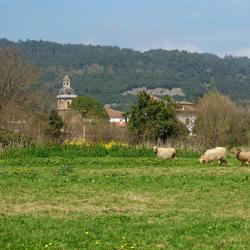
[[153, 147, 176, 160], [236, 148, 250, 166], [199, 147, 227, 165]]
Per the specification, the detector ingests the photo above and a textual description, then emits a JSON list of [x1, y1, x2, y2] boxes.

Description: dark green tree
[[71, 96, 108, 120], [46, 110, 64, 142], [128, 91, 180, 143]]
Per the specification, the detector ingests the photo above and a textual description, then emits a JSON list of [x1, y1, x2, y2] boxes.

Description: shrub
[[0, 129, 32, 147]]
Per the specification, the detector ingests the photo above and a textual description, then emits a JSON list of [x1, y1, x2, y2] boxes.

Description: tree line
[[0, 46, 250, 149], [1, 38, 250, 112]]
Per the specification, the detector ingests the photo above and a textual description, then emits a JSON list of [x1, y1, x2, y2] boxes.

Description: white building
[[105, 108, 128, 127], [175, 101, 196, 134]]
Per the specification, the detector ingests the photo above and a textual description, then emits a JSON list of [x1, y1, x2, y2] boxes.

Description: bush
[[0, 129, 32, 147]]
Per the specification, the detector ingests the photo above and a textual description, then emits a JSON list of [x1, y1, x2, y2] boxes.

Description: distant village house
[[175, 101, 196, 135], [105, 107, 128, 127]]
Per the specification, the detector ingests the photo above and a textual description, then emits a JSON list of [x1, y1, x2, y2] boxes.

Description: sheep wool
[[236, 149, 250, 166], [154, 147, 176, 160], [199, 147, 227, 165]]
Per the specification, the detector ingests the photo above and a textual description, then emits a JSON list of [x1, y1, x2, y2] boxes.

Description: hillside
[[1, 38, 250, 111]]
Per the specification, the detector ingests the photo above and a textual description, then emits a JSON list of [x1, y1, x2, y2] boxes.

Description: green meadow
[[0, 145, 250, 250]]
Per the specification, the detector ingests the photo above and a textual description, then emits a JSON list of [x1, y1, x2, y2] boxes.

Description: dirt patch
[[0, 192, 160, 216]]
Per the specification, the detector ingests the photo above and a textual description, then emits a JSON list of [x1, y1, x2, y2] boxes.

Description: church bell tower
[[56, 75, 77, 115]]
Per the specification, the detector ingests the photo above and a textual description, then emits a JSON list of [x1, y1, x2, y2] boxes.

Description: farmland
[[0, 145, 250, 249]]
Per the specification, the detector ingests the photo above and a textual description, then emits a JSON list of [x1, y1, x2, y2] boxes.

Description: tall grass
[[0, 143, 156, 159]]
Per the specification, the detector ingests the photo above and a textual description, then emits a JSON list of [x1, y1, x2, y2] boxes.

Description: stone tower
[[57, 75, 77, 115]]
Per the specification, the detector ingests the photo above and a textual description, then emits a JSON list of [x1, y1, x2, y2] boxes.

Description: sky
[[0, 0, 250, 57]]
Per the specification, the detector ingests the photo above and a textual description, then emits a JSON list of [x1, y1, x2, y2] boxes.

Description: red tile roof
[[105, 108, 124, 119]]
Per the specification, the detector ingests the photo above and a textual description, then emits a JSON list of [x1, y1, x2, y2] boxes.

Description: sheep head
[[199, 157, 206, 164], [236, 148, 242, 158], [153, 147, 158, 154]]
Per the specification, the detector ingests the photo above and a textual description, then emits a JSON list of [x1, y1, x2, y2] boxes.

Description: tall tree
[[128, 91, 180, 143], [46, 110, 64, 142], [195, 92, 250, 148], [0, 48, 38, 112], [71, 96, 108, 120]]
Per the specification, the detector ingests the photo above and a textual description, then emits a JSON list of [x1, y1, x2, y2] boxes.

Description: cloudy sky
[[0, 0, 250, 57]]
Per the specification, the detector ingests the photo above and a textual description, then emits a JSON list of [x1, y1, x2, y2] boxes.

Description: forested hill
[[1, 38, 250, 111]]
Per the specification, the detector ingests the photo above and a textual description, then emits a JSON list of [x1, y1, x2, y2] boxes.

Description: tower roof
[[57, 74, 77, 99], [63, 75, 70, 81]]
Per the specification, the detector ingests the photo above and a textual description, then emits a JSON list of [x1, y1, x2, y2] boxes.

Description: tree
[[3, 38, 250, 112], [0, 48, 38, 112], [46, 110, 64, 142], [195, 92, 250, 148], [71, 96, 108, 120], [0, 48, 48, 143], [128, 91, 179, 143]]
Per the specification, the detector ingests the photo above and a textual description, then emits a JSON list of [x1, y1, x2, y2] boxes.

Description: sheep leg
[[241, 161, 247, 167], [222, 158, 227, 165], [219, 158, 227, 166]]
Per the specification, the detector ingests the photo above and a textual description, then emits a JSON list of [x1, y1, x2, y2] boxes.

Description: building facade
[[175, 101, 197, 135], [105, 107, 128, 127]]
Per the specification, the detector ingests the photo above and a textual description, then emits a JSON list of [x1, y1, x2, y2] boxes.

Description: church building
[[57, 75, 77, 115]]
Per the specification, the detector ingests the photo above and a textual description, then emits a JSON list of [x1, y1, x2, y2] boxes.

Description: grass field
[[0, 145, 250, 250]]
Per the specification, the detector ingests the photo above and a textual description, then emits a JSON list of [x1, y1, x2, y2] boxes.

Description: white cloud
[[231, 48, 250, 58], [135, 39, 201, 53]]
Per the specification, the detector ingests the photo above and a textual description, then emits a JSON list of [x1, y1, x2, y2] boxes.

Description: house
[[175, 101, 196, 134], [105, 108, 127, 127]]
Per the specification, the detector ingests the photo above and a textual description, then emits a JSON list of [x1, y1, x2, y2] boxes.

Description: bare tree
[[0, 48, 48, 145], [0, 48, 38, 112], [195, 92, 250, 148]]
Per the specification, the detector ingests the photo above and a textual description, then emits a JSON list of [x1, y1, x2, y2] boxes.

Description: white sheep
[[236, 148, 250, 166], [153, 147, 176, 160], [199, 147, 227, 165]]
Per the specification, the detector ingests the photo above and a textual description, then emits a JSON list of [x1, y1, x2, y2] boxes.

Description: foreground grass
[[0, 146, 250, 249]]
